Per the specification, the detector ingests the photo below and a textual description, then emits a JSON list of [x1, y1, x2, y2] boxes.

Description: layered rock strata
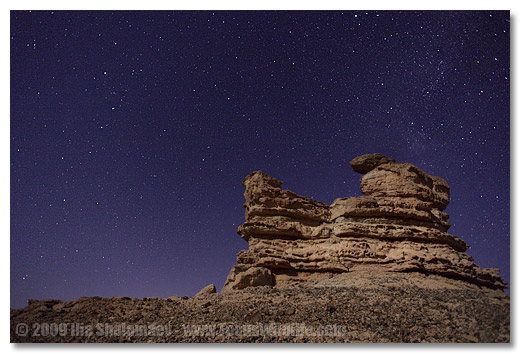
[[223, 153, 506, 291]]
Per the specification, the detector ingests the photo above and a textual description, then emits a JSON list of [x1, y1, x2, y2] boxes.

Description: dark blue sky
[[10, 10, 509, 308]]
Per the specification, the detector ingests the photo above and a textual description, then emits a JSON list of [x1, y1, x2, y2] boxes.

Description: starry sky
[[10, 10, 509, 308]]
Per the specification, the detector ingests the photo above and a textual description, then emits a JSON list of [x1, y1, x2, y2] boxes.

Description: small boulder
[[232, 267, 274, 290], [195, 284, 217, 297]]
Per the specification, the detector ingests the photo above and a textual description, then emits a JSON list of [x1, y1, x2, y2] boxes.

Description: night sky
[[10, 10, 509, 308]]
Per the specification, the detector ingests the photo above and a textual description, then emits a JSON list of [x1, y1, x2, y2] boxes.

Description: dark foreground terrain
[[11, 272, 509, 343]]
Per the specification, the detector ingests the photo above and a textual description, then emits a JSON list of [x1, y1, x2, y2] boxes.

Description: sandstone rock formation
[[223, 153, 506, 292]]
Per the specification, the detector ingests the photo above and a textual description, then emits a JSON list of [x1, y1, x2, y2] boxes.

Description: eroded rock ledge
[[223, 153, 506, 291]]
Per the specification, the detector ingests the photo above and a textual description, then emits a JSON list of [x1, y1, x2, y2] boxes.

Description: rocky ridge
[[11, 272, 509, 343]]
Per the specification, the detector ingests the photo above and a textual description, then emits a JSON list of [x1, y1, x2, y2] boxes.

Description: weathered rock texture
[[223, 153, 506, 292]]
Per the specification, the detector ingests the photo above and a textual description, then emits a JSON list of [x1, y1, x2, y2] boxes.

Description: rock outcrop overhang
[[223, 153, 506, 291]]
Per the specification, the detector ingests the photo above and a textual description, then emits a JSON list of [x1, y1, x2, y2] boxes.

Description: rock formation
[[223, 153, 506, 291], [10, 153, 509, 343]]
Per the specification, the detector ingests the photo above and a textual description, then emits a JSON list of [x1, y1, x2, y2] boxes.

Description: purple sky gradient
[[10, 10, 509, 308]]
